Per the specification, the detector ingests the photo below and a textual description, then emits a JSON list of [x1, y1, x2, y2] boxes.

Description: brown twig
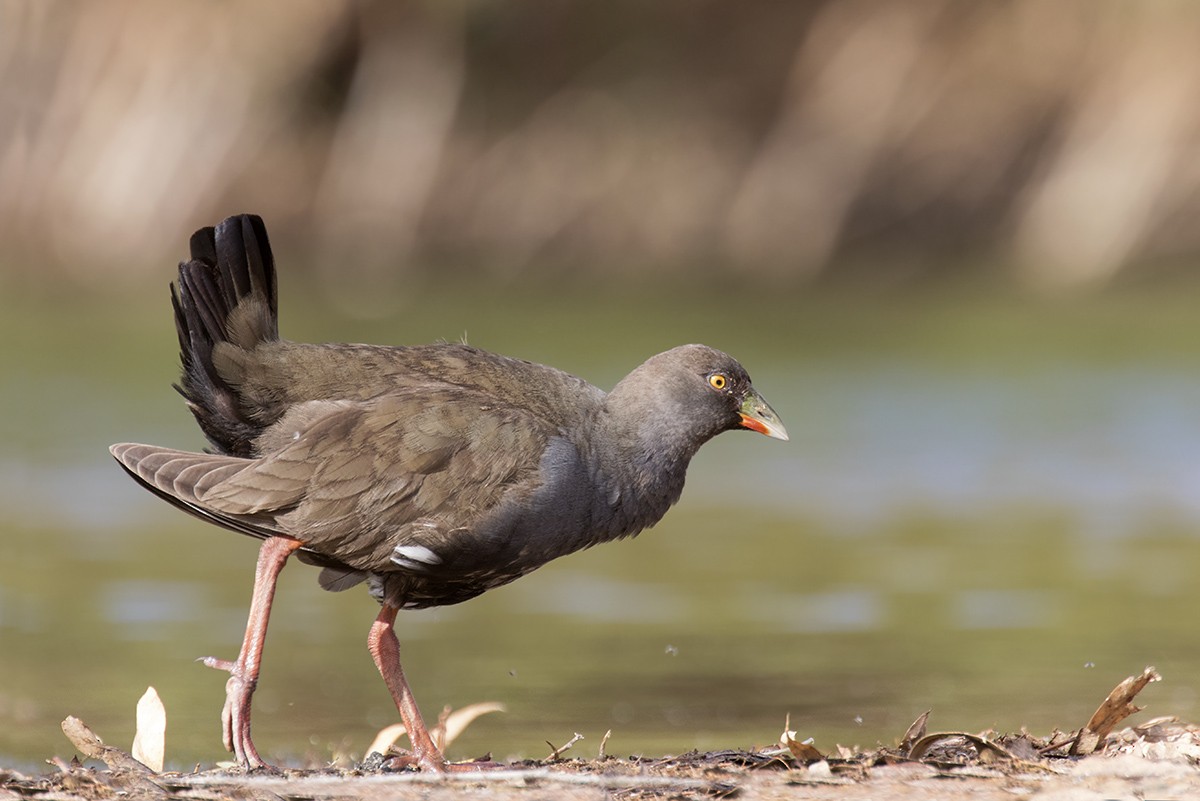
[[434, 705, 452, 752], [597, 729, 612, 760], [60, 716, 155, 774], [544, 732, 584, 762]]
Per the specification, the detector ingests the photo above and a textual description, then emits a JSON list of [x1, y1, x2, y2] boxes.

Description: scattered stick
[[60, 716, 155, 774], [597, 729, 612, 759], [1038, 732, 1077, 755], [434, 705, 452, 752], [544, 732, 584, 762], [58, 716, 169, 797]]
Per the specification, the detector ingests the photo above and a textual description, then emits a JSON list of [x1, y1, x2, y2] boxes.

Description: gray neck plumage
[[590, 375, 710, 540]]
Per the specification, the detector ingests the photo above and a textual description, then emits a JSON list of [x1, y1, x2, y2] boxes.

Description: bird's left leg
[[201, 535, 302, 768]]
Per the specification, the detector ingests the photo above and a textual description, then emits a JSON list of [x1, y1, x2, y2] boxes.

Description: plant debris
[[1069, 665, 1161, 755], [131, 687, 166, 773], [363, 701, 505, 758], [6, 666, 1199, 801]]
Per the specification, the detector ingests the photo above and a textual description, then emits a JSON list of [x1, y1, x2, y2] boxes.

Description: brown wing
[[111, 390, 555, 575]]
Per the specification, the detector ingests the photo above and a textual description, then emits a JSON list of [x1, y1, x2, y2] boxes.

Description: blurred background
[[6, 0, 1200, 770]]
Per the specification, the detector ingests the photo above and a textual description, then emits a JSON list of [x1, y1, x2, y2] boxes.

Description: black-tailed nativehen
[[110, 214, 788, 771]]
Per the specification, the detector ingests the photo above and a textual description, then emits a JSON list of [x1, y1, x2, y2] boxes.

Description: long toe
[[225, 678, 269, 768], [221, 693, 234, 754], [229, 707, 267, 769]]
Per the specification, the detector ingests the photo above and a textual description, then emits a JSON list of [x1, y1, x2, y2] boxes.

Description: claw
[[200, 656, 236, 672]]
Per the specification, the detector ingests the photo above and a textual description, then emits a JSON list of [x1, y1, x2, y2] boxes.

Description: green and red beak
[[739, 388, 789, 441]]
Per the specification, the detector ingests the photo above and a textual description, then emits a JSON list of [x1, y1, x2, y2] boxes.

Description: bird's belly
[[368, 437, 639, 610], [371, 495, 614, 610]]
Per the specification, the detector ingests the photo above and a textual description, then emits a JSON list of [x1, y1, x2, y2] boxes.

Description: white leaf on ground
[[131, 686, 165, 772]]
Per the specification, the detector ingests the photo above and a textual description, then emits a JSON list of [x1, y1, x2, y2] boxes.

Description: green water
[[5, 283, 1200, 769]]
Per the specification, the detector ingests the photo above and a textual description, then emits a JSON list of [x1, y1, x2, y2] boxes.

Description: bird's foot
[[200, 655, 269, 769]]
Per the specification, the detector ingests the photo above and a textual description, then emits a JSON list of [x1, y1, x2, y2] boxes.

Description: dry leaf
[[131, 687, 165, 772], [780, 714, 826, 765], [365, 702, 505, 757], [366, 723, 409, 759], [1086, 668, 1161, 732], [901, 710, 931, 754], [1070, 666, 1161, 755], [907, 731, 1016, 764], [442, 702, 506, 747]]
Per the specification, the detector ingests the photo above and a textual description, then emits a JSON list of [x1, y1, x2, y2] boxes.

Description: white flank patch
[[391, 544, 442, 570]]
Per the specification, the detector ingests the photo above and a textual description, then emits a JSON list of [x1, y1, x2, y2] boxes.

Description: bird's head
[[611, 344, 788, 452]]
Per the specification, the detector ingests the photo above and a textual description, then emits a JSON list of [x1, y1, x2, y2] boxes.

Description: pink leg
[[368, 604, 498, 772], [201, 535, 301, 768]]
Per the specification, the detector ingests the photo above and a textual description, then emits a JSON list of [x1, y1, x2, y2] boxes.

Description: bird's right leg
[[201, 535, 301, 768], [368, 604, 500, 772]]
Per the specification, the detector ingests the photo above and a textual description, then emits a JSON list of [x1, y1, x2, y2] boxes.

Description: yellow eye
[[708, 373, 727, 390]]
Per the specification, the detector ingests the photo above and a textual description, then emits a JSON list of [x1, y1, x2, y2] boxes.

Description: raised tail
[[173, 214, 278, 457]]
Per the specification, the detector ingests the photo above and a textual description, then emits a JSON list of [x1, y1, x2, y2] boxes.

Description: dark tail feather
[[172, 214, 278, 457]]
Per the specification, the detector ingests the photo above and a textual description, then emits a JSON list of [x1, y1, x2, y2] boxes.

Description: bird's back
[[173, 215, 603, 458], [216, 340, 606, 455]]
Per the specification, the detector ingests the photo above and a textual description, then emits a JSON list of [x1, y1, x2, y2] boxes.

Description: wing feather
[[112, 388, 555, 575]]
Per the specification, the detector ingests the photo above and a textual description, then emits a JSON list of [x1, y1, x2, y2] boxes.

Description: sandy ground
[[4, 668, 1197, 800], [4, 746, 1200, 801]]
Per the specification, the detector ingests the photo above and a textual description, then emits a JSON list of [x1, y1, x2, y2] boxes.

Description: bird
[[109, 214, 788, 772]]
